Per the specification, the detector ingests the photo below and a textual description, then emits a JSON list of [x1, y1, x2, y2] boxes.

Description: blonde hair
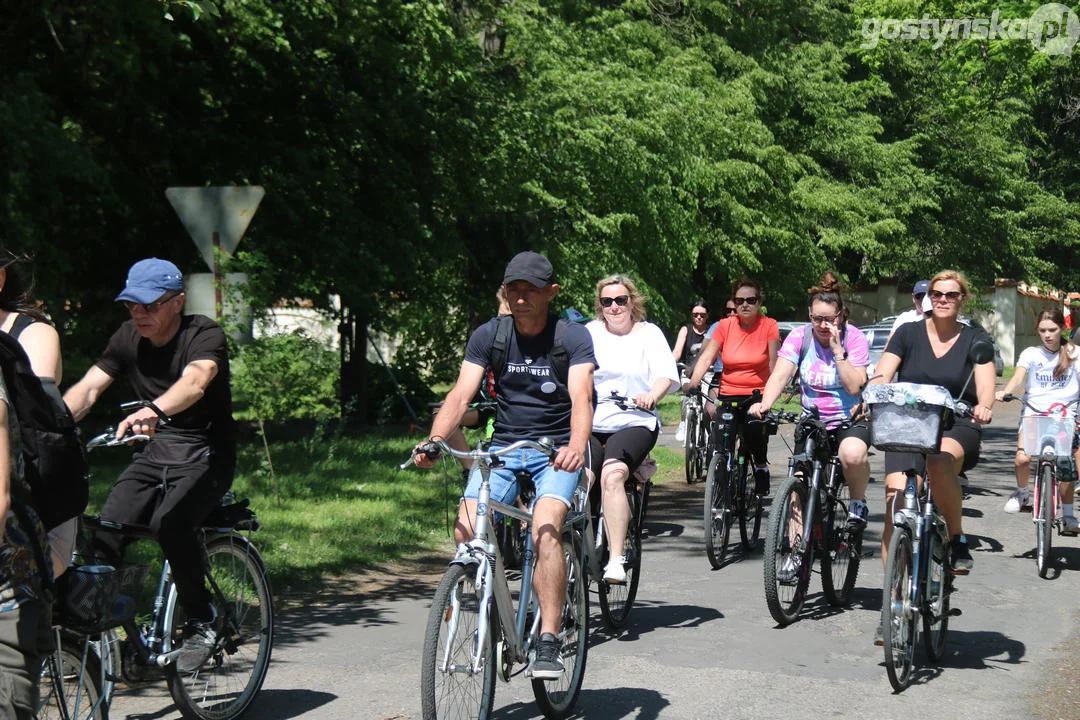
[[594, 274, 646, 323], [929, 269, 971, 301]]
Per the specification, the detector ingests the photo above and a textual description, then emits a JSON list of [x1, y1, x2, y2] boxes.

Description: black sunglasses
[[123, 292, 181, 314], [724, 307, 737, 314], [732, 296, 759, 306], [600, 295, 630, 308]]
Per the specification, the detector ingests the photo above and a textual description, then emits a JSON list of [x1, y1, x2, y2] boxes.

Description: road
[[110, 396, 1080, 719]]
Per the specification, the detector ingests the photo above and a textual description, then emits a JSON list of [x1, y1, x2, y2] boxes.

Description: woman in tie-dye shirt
[[748, 272, 872, 528]]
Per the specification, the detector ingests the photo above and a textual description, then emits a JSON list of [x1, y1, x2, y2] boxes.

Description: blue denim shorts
[[463, 446, 580, 509]]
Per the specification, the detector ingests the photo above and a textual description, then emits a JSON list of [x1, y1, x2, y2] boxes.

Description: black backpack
[[0, 328, 89, 530], [488, 314, 571, 387]]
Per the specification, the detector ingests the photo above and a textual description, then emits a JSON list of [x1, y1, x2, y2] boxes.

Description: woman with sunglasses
[[871, 270, 995, 587], [688, 279, 780, 495], [748, 272, 873, 527], [673, 300, 710, 442], [587, 275, 680, 583]]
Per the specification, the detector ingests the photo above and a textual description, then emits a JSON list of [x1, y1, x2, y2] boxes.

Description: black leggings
[[587, 426, 659, 475], [717, 394, 769, 466]]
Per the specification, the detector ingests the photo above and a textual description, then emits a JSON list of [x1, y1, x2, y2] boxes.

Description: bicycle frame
[[786, 423, 841, 554]]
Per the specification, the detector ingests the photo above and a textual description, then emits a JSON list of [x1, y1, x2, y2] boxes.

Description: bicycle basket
[[1022, 415, 1074, 457], [54, 564, 149, 633], [866, 382, 954, 453]]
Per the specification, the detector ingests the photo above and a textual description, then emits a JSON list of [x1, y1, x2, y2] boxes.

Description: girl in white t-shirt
[[996, 309, 1080, 528], [587, 275, 680, 583]]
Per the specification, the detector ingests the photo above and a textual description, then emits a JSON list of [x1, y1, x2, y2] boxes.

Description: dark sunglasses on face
[[691, 312, 708, 318], [929, 290, 964, 302], [724, 307, 737, 314], [123, 292, 179, 313], [600, 295, 630, 308], [914, 292, 926, 301], [732, 296, 759, 306], [809, 313, 840, 324]]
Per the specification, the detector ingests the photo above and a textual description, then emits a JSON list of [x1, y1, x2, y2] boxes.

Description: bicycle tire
[[39, 636, 107, 720], [738, 461, 762, 551], [923, 531, 951, 661], [1037, 462, 1054, 579], [421, 563, 496, 720], [704, 453, 731, 568], [820, 473, 861, 607], [166, 535, 275, 720], [598, 490, 642, 630], [684, 406, 698, 484], [532, 535, 588, 719], [762, 474, 813, 626], [883, 528, 916, 692]]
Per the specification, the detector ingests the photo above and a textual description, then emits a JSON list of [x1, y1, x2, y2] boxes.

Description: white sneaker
[[603, 559, 627, 584], [675, 421, 686, 443], [1004, 487, 1030, 514], [1062, 516, 1080, 535]]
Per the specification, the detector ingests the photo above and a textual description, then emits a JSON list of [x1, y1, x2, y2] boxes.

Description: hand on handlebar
[[747, 402, 767, 418], [411, 441, 443, 469], [116, 408, 163, 443], [972, 404, 993, 425], [633, 392, 656, 411], [553, 445, 584, 473]]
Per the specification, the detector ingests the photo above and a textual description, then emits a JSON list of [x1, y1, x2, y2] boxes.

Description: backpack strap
[[7, 314, 36, 340], [797, 324, 813, 370], [488, 314, 515, 386], [551, 318, 570, 387]]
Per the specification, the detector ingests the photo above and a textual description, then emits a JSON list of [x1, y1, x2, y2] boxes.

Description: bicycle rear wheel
[[704, 453, 731, 568], [39, 635, 107, 720], [883, 528, 916, 692], [820, 476, 861, 607], [421, 563, 496, 720], [532, 535, 588, 719], [166, 535, 274, 720], [598, 490, 642, 630], [738, 461, 762, 551], [762, 474, 812, 626], [923, 533, 951, 661], [1036, 462, 1054, 579]]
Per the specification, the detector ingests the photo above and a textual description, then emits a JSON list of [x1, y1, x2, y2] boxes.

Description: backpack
[[488, 314, 571, 388], [0, 327, 89, 530]]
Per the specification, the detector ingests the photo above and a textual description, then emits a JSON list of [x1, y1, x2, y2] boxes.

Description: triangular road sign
[[166, 186, 265, 271]]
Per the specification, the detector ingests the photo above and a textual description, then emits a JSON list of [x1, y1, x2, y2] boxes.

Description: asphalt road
[[109, 395, 1080, 720]]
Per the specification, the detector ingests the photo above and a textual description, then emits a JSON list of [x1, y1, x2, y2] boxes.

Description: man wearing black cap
[[416, 250, 596, 680], [889, 279, 931, 337], [64, 257, 236, 674]]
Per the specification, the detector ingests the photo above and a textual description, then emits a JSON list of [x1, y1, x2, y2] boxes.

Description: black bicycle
[[701, 390, 784, 568], [762, 410, 864, 626]]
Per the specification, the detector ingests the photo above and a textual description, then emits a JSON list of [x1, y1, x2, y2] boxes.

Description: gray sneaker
[[176, 608, 218, 674], [529, 632, 564, 680]]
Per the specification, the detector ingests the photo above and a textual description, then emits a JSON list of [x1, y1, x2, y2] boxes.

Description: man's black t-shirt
[[884, 320, 992, 406], [465, 314, 595, 447], [96, 315, 236, 466]]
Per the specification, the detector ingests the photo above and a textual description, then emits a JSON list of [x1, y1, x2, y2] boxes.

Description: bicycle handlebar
[[599, 391, 643, 412], [400, 437, 558, 470], [1001, 393, 1080, 418], [85, 401, 174, 451]]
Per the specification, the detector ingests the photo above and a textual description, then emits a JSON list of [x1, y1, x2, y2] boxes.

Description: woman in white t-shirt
[[587, 274, 680, 583], [996, 308, 1080, 528]]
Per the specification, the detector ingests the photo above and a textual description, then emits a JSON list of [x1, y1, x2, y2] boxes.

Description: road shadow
[[1014, 544, 1080, 579], [590, 601, 723, 646], [878, 628, 1026, 692], [496, 687, 669, 720]]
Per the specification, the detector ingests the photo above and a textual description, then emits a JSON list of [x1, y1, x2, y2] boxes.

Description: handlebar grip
[[1002, 393, 1016, 402]]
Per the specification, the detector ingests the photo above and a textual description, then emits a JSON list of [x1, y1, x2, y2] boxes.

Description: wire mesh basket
[[54, 564, 149, 633], [1022, 415, 1075, 457], [866, 382, 955, 454]]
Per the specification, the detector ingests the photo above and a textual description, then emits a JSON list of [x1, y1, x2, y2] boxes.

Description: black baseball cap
[[503, 251, 555, 288]]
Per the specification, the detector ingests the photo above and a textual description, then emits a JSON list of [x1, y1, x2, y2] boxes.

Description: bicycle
[[681, 371, 716, 485], [39, 400, 274, 720], [403, 438, 588, 720], [700, 390, 780, 568], [762, 410, 865, 626], [1001, 394, 1080, 578], [866, 359, 990, 692], [591, 392, 656, 630]]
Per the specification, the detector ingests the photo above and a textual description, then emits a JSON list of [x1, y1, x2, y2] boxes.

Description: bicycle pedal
[[860, 550, 875, 558], [948, 607, 962, 617]]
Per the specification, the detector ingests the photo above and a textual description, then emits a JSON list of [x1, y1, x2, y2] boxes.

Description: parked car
[[777, 321, 809, 343], [863, 320, 1004, 377]]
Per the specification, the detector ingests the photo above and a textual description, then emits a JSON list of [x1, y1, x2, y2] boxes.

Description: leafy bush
[[232, 330, 339, 424]]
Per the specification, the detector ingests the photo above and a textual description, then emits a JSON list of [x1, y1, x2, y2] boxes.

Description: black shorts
[[795, 420, 871, 456], [883, 417, 982, 476], [588, 426, 659, 475]]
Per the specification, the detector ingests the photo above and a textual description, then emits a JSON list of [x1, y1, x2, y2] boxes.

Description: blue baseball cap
[[115, 258, 185, 304]]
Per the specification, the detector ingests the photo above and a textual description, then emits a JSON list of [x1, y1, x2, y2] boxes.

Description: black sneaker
[[754, 467, 771, 496], [529, 632, 564, 680], [950, 535, 974, 575], [176, 608, 219, 674]]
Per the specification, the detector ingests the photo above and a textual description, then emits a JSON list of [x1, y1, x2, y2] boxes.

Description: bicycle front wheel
[[820, 477, 861, 607], [684, 406, 699, 484], [704, 453, 732, 568], [883, 528, 916, 692], [532, 535, 588, 719], [39, 635, 107, 720], [923, 531, 951, 661], [598, 491, 642, 630], [762, 474, 812, 626], [738, 462, 762, 551], [1036, 462, 1054, 578], [167, 535, 275, 720]]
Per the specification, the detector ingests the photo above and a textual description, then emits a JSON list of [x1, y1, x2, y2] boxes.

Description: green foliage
[[232, 331, 339, 423]]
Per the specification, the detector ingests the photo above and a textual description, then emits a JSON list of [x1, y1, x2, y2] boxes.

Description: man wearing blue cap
[[64, 258, 236, 674]]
